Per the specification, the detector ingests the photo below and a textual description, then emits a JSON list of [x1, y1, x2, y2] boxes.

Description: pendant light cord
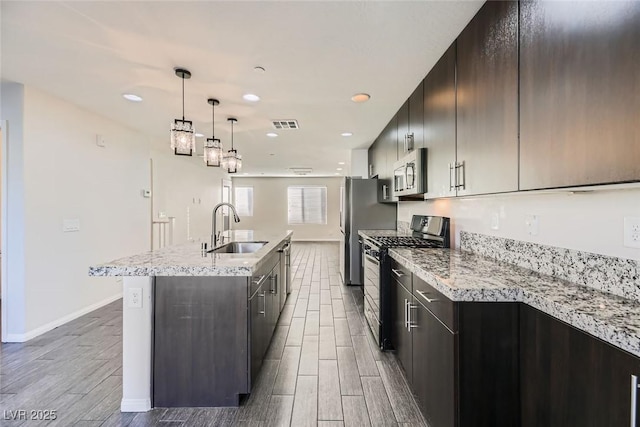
[[212, 103, 215, 137], [182, 77, 185, 121], [231, 120, 234, 150]]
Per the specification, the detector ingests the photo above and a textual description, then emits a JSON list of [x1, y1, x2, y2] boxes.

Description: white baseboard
[[121, 398, 151, 413], [3, 293, 123, 343]]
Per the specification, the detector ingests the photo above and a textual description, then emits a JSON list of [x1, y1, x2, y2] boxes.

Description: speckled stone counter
[[360, 231, 640, 358], [89, 230, 293, 277]]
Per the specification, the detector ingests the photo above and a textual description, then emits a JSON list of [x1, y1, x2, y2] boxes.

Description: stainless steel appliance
[[339, 178, 397, 285], [362, 215, 450, 349], [393, 148, 427, 198]]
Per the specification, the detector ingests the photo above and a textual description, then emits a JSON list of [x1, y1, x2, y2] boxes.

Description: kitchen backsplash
[[460, 231, 640, 302], [397, 220, 411, 233]]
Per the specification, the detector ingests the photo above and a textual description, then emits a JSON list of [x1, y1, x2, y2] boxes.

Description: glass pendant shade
[[222, 149, 241, 174], [170, 68, 194, 156], [223, 117, 242, 173], [204, 138, 223, 167], [170, 119, 196, 155]]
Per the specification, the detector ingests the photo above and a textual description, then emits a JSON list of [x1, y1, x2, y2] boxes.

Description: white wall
[[2, 83, 152, 340], [231, 177, 342, 241], [151, 148, 228, 246], [1, 82, 27, 338], [398, 187, 640, 260]]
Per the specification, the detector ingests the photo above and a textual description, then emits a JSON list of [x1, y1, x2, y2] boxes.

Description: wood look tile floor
[[0, 242, 426, 426]]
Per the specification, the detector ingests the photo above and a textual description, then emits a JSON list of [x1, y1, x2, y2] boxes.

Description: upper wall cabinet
[[456, 0, 519, 196], [424, 42, 457, 200], [519, 1, 640, 190], [397, 81, 425, 157], [381, 115, 399, 202]]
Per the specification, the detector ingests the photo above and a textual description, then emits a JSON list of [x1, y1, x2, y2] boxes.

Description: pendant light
[[221, 118, 242, 174], [170, 68, 196, 156], [204, 98, 223, 167]]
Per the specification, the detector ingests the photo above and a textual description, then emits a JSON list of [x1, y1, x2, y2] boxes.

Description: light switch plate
[[623, 217, 640, 248]]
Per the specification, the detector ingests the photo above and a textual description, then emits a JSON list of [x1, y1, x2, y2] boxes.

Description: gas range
[[371, 235, 447, 249], [361, 215, 450, 350]]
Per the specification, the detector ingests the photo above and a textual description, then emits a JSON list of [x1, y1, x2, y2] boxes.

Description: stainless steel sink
[[210, 241, 268, 254]]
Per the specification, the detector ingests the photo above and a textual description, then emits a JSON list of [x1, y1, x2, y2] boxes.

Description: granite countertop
[[360, 231, 640, 358], [89, 230, 293, 277]]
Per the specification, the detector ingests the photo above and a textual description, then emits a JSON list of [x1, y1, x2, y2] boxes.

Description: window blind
[[287, 186, 327, 225], [234, 186, 253, 217]]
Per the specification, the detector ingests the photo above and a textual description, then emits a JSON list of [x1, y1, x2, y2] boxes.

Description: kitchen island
[[89, 230, 293, 412]]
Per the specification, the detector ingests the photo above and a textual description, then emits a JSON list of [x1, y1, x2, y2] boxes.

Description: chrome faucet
[[212, 203, 241, 247]]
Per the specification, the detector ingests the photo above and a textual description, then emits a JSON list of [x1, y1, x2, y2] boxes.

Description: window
[[234, 186, 253, 217], [287, 186, 327, 225]]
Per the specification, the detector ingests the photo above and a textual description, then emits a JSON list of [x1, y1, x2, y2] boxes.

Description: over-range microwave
[[393, 148, 427, 197]]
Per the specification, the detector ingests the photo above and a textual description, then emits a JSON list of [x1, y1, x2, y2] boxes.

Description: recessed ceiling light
[[338, 162, 345, 165], [266, 132, 278, 138], [341, 132, 353, 137], [195, 133, 205, 138], [254, 66, 266, 73], [243, 173, 249, 175], [270, 153, 275, 156], [334, 173, 340, 175], [243, 93, 260, 102], [337, 168, 343, 171], [351, 93, 370, 103], [123, 93, 142, 102]]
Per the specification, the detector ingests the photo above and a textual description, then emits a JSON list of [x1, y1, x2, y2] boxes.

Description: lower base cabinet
[[520, 305, 640, 427], [389, 258, 640, 427], [389, 260, 520, 427]]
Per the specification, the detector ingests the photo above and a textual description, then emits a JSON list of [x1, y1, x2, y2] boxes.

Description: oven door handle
[[364, 254, 379, 265]]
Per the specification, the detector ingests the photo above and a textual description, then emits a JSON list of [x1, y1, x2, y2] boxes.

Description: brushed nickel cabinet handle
[[632, 374, 639, 427], [416, 289, 438, 303], [392, 268, 405, 278]]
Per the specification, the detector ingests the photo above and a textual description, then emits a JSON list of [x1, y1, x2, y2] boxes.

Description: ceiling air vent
[[290, 167, 313, 175], [272, 119, 299, 130]]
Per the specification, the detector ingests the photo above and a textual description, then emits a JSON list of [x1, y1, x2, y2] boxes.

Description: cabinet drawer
[[390, 258, 412, 291], [413, 275, 457, 332]]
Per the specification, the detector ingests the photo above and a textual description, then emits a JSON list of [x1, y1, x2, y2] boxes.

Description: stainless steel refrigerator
[[339, 178, 397, 285]]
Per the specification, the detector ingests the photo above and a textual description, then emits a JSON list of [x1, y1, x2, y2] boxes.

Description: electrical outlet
[[525, 215, 539, 236], [623, 217, 640, 248], [490, 213, 500, 230], [128, 287, 143, 309]]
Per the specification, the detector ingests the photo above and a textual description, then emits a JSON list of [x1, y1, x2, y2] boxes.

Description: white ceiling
[[1, 0, 483, 177]]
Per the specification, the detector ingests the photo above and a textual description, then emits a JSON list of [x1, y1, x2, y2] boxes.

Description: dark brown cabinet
[[424, 42, 457, 199], [519, 1, 640, 190], [391, 275, 413, 381], [367, 116, 398, 203], [412, 297, 455, 427], [520, 305, 640, 427], [389, 258, 520, 427], [455, 0, 519, 196], [397, 82, 424, 157]]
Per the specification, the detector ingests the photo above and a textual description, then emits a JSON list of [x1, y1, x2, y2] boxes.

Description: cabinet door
[[391, 279, 413, 382], [408, 80, 424, 151], [368, 139, 376, 178], [456, 0, 519, 196], [424, 43, 457, 199], [520, 305, 640, 427], [397, 100, 410, 157], [379, 115, 398, 203], [250, 285, 267, 385], [412, 301, 455, 427], [519, 1, 640, 190]]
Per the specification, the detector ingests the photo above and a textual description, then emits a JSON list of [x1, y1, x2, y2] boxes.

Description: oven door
[[363, 250, 381, 345]]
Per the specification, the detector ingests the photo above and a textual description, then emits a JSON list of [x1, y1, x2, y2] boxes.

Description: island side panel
[[153, 276, 249, 407], [121, 276, 154, 412]]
